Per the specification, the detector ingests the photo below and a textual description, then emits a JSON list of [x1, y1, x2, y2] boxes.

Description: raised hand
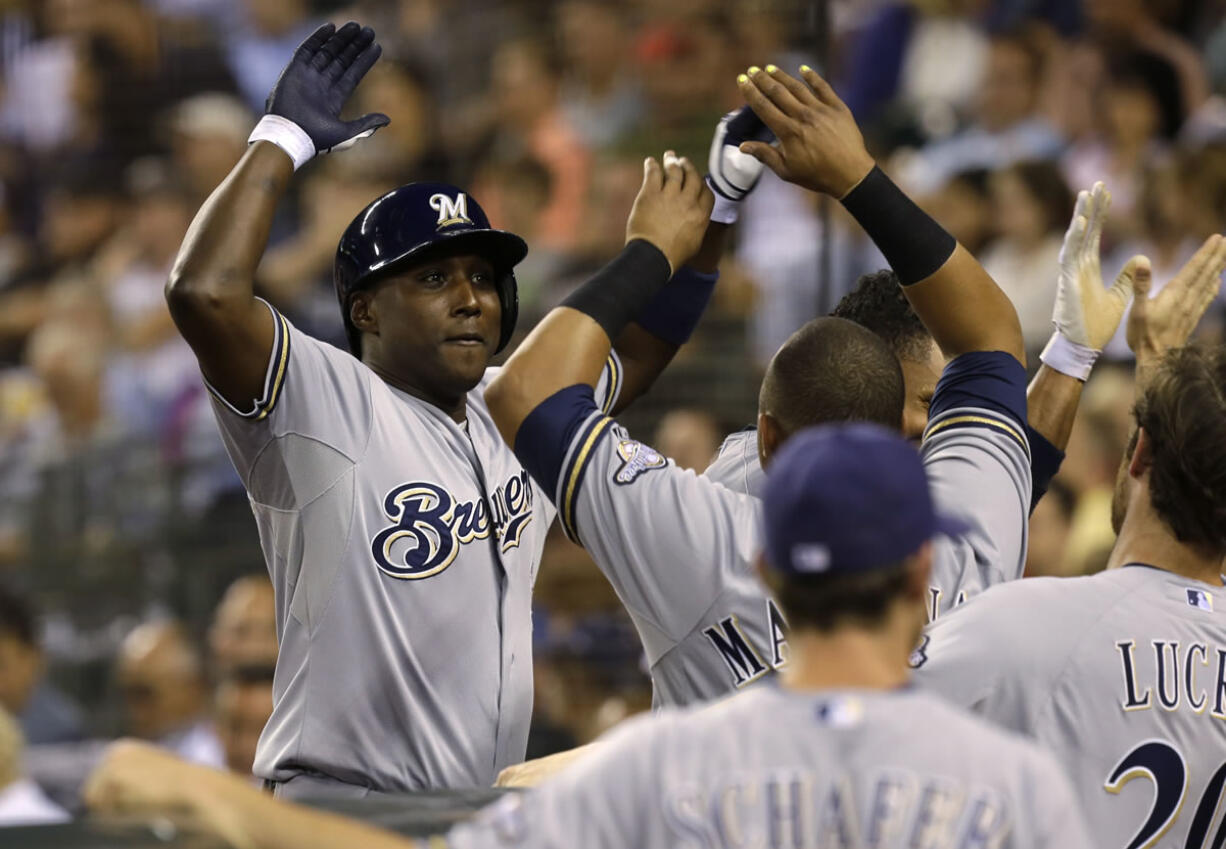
[[735, 65, 875, 198], [626, 152, 715, 273], [707, 106, 775, 202], [261, 22, 390, 164], [1127, 234, 1226, 362], [1050, 182, 1133, 352]]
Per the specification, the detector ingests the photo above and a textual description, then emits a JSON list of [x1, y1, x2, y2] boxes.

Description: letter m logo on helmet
[[429, 193, 471, 228]]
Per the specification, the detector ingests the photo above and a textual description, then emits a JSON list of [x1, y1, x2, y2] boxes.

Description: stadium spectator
[[1084, 0, 1209, 118], [208, 575, 277, 677], [1024, 478, 1076, 577], [1062, 52, 1181, 228], [165, 93, 252, 206], [555, 0, 644, 148], [0, 585, 84, 745], [838, 0, 990, 131], [652, 408, 722, 473], [225, 0, 316, 111], [980, 159, 1074, 354], [900, 31, 1064, 194], [917, 168, 993, 255], [1101, 156, 1202, 359], [117, 620, 223, 767], [339, 58, 448, 187], [0, 707, 67, 825], [97, 159, 202, 428], [213, 664, 274, 777], [487, 38, 591, 252]]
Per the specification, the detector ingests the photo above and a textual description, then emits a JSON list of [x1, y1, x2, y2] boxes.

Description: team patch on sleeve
[[614, 440, 668, 484], [204, 301, 291, 421]]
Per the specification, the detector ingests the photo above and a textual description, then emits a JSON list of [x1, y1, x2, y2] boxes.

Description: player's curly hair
[[830, 270, 933, 364], [1132, 344, 1226, 554]]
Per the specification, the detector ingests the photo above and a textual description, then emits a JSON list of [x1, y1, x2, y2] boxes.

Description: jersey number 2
[[1105, 740, 1226, 849]]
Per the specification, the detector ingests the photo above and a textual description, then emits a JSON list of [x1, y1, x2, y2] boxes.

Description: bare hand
[[735, 65, 875, 198], [1127, 234, 1226, 361], [625, 151, 714, 273], [84, 741, 208, 816], [86, 741, 255, 849], [1051, 182, 1133, 350]]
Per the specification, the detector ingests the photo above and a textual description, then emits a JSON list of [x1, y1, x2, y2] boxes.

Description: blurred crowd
[[1, 0, 1226, 820]]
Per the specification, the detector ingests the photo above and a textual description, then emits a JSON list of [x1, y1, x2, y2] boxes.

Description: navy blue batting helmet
[[334, 182, 528, 355]]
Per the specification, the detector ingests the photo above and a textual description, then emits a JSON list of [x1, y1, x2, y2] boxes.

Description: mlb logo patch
[[1187, 588, 1214, 612], [815, 696, 864, 728]]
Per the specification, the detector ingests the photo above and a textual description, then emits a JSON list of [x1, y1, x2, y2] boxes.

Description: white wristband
[[1039, 332, 1100, 381], [710, 193, 741, 224], [248, 115, 316, 171]]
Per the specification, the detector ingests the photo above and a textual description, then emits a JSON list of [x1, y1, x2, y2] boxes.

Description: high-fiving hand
[[625, 152, 714, 274], [259, 22, 389, 167], [1051, 182, 1134, 352], [734, 65, 875, 199], [1127, 233, 1226, 362]]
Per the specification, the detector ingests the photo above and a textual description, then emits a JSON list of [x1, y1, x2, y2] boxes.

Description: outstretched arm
[[486, 153, 712, 445], [166, 22, 387, 408], [605, 221, 728, 413], [86, 742, 415, 849], [735, 65, 1024, 364], [605, 106, 770, 412]]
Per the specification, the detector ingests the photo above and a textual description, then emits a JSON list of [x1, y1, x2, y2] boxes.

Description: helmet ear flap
[[495, 271, 519, 354]]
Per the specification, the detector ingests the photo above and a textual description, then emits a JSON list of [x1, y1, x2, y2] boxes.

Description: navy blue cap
[[762, 423, 967, 576]]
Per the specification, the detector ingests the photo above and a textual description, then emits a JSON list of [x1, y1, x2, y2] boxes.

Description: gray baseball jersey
[[913, 564, 1226, 849], [705, 355, 1032, 623], [205, 301, 621, 792], [513, 352, 1031, 707], [703, 428, 766, 498], [446, 685, 1092, 849]]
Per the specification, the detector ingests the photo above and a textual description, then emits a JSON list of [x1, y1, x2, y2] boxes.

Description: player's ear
[[1128, 427, 1153, 479], [350, 290, 378, 337], [758, 412, 784, 468]]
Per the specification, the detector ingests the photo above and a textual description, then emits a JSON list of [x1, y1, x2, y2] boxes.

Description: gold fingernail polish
[[737, 74, 749, 84], [748, 66, 761, 75], [800, 64, 813, 73], [765, 64, 778, 73]]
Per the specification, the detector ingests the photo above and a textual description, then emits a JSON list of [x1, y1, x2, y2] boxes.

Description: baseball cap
[[762, 423, 967, 576]]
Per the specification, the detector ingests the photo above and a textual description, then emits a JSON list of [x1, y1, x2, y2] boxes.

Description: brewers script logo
[[429, 192, 471, 228], [370, 471, 534, 579]]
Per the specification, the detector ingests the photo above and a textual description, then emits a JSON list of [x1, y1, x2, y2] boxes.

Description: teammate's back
[[448, 684, 1088, 849], [448, 423, 1088, 849], [916, 564, 1225, 848]]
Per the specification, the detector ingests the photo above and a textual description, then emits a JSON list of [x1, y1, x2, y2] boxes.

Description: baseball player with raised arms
[[913, 235, 1226, 849], [481, 63, 1033, 714], [704, 182, 1152, 524], [83, 424, 1093, 849], [164, 21, 720, 796]]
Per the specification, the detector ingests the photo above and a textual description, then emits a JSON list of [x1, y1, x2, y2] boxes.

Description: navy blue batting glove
[[249, 22, 390, 170], [707, 106, 776, 220]]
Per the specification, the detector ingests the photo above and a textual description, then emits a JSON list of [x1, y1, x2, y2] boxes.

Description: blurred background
[[0, 0, 1225, 818]]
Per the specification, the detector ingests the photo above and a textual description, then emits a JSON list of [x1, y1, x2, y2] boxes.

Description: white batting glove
[[1041, 182, 1133, 380], [707, 106, 775, 224]]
